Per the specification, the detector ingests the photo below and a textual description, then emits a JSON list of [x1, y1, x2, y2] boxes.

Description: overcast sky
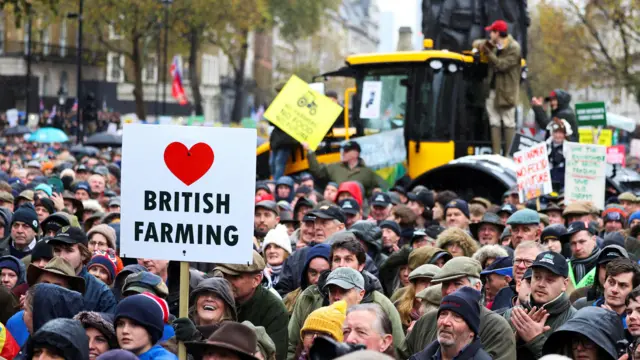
[[377, 0, 419, 46]]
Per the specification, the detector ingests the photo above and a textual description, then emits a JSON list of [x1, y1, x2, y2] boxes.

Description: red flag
[[170, 56, 188, 106]]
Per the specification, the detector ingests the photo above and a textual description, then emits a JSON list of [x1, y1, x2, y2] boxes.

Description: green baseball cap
[[323, 267, 364, 291]]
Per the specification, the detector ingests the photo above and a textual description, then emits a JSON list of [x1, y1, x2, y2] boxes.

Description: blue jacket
[[80, 267, 117, 313], [138, 344, 178, 360], [6, 310, 28, 347]]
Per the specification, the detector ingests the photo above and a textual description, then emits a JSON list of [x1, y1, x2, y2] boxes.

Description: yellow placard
[[264, 75, 343, 151], [579, 128, 612, 146]]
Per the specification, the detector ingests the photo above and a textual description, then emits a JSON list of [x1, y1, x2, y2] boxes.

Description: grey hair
[[515, 240, 546, 254], [347, 304, 392, 336], [467, 276, 483, 289]]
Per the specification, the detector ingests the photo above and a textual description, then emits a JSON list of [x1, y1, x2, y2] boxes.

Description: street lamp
[[67, 0, 84, 144], [161, 0, 173, 116]]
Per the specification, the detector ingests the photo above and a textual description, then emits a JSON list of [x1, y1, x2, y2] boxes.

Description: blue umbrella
[[28, 127, 69, 143]]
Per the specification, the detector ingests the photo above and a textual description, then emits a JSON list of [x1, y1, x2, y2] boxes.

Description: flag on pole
[[170, 55, 188, 106], [48, 105, 56, 124], [71, 99, 78, 111], [39, 99, 44, 113]]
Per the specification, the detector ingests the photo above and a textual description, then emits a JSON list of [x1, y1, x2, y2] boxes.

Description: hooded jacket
[[189, 277, 237, 322], [287, 269, 404, 360], [503, 292, 576, 360], [336, 181, 364, 208], [399, 306, 516, 360], [378, 246, 411, 297], [275, 244, 319, 297], [436, 228, 479, 257], [533, 89, 578, 141], [472, 245, 509, 268], [275, 176, 295, 203], [0, 255, 27, 290], [542, 307, 624, 360], [80, 267, 117, 314], [25, 318, 89, 360], [350, 222, 387, 270], [307, 153, 384, 198], [138, 344, 178, 360], [0, 208, 11, 238]]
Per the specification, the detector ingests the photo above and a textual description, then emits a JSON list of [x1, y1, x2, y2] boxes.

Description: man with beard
[[409, 287, 490, 360], [503, 251, 575, 360], [254, 200, 280, 245]]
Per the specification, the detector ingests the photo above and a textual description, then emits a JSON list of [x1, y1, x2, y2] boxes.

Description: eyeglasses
[[571, 337, 596, 350], [514, 258, 534, 267]]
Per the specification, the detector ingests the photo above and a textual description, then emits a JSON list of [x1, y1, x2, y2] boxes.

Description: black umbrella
[[70, 144, 100, 157], [84, 132, 122, 147], [4, 125, 31, 136]]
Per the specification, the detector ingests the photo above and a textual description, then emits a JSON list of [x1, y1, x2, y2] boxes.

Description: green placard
[[575, 102, 607, 127]]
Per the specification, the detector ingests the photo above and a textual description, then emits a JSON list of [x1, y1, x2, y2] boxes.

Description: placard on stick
[[513, 142, 553, 203], [264, 75, 343, 151], [564, 142, 607, 210], [120, 124, 256, 264]]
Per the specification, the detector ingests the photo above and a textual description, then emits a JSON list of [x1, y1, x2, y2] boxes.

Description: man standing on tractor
[[476, 20, 522, 155]]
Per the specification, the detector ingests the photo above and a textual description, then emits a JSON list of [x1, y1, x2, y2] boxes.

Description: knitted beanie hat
[[262, 224, 293, 255], [114, 293, 168, 345], [300, 300, 347, 342], [87, 252, 117, 285], [87, 224, 117, 250], [12, 203, 39, 232]]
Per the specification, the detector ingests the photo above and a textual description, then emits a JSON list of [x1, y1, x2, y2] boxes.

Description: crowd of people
[[0, 131, 639, 360]]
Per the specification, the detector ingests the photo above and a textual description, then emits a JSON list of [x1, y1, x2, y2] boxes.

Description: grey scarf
[[571, 247, 601, 283]]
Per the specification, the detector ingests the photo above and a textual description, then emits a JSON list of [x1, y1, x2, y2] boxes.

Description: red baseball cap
[[485, 20, 508, 33]]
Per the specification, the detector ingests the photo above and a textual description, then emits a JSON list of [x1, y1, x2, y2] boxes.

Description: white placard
[[359, 81, 382, 119], [513, 142, 553, 203], [564, 142, 607, 210], [631, 139, 640, 158], [120, 124, 257, 264], [6, 109, 18, 127], [341, 128, 406, 170]]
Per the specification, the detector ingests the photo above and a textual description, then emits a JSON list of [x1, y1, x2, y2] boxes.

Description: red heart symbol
[[164, 142, 214, 186]]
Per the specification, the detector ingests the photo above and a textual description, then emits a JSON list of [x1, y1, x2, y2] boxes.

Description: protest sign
[[513, 142, 553, 202], [120, 124, 256, 264], [606, 145, 626, 167], [578, 128, 612, 146], [564, 142, 607, 210], [575, 102, 607, 127], [508, 133, 541, 157], [359, 81, 382, 119], [341, 128, 406, 170], [6, 109, 18, 127], [309, 82, 325, 95], [264, 75, 343, 151], [631, 139, 640, 158]]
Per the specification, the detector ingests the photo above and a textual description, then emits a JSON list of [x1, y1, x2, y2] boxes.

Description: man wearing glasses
[[493, 241, 544, 313]]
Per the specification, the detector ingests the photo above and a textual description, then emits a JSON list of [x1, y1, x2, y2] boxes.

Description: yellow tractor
[[256, 40, 527, 194]]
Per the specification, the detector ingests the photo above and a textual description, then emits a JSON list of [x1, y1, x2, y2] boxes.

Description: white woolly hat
[[262, 224, 292, 255]]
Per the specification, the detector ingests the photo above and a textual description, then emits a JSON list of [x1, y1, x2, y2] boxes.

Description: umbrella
[[28, 127, 69, 143], [4, 125, 31, 136], [84, 132, 122, 147], [70, 144, 100, 157]]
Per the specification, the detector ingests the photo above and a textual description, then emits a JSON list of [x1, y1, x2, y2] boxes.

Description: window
[[106, 52, 124, 82], [60, 71, 69, 93], [60, 19, 67, 57], [142, 54, 158, 83], [201, 54, 218, 85]]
